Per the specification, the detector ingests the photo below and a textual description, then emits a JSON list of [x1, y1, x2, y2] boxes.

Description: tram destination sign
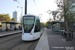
[[24, 17, 34, 19]]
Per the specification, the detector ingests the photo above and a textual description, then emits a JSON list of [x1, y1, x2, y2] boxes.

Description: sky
[[0, 0, 58, 23]]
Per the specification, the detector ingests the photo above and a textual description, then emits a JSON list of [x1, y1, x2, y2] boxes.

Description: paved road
[[0, 33, 39, 50]]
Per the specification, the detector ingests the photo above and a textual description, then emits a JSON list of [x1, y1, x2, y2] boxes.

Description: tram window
[[34, 20, 40, 32], [23, 18, 34, 33]]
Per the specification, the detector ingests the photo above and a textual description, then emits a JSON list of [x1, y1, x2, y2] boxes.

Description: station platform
[[0, 30, 22, 37], [35, 28, 75, 50]]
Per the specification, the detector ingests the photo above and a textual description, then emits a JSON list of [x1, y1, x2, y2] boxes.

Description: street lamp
[[13, 0, 17, 1], [17, 6, 23, 17], [39, 14, 42, 21], [13, 0, 23, 6], [14, 0, 27, 14], [13, 0, 23, 16]]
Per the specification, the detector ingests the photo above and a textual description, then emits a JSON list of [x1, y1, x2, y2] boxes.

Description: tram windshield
[[23, 17, 34, 33]]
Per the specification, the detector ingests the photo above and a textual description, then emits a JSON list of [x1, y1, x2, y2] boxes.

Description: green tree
[[56, 0, 75, 40], [0, 14, 12, 21], [46, 21, 52, 26], [11, 18, 15, 21], [0, 14, 5, 21], [56, 0, 75, 26], [4, 14, 11, 21]]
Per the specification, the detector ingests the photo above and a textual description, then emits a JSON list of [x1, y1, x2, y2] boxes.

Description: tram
[[22, 15, 42, 41]]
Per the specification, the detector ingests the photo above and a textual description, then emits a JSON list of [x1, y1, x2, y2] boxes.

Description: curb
[[35, 28, 49, 50], [0, 31, 22, 37]]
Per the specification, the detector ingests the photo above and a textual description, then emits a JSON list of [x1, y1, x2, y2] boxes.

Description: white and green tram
[[22, 15, 42, 41]]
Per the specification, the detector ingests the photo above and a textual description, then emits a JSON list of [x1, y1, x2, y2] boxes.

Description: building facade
[[13, 11, 18, 22]]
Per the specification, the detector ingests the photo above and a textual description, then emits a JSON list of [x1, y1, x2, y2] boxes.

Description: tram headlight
[[30, 33, 32, 35], [22, 33, 24, 34]]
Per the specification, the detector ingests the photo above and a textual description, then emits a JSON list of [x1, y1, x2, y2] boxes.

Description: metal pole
[[25, 0, 27, 14]]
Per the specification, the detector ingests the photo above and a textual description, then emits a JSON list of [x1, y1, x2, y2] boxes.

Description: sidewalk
[[35, 28, 49, 50], [35, 28, 75, 50], [47, 28, 75, 50], [0, 30, 22, 37]]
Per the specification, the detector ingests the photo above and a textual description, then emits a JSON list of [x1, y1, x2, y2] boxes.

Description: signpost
[[52, 11, 58, 21]]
